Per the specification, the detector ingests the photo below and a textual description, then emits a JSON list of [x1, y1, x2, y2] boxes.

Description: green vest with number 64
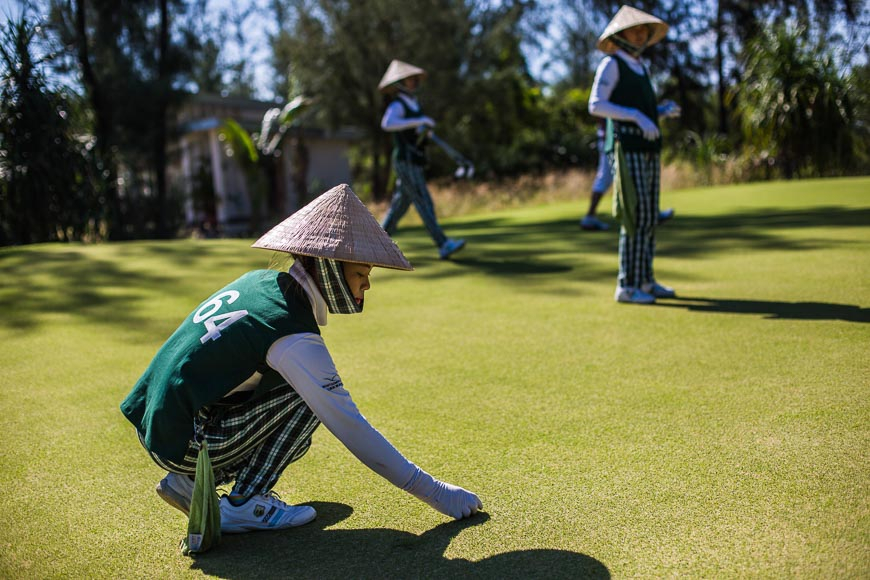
[[120, 270, 320, 463]]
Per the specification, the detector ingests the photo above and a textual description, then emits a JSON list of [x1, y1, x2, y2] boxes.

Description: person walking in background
[[121, 184, 481, 536], [378, 60, 466, 260], [588, 5, 681, 304]]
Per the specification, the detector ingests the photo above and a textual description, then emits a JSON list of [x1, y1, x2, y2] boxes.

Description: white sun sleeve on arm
[[589, 56, 659, 140], [381, 98, 435, 132], [266, 333, 482, 519], [266, 333, 419, 488], [589, 57, 636, 121]]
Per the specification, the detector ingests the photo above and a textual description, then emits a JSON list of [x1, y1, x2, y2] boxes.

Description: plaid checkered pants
[[617, 150, 661, 288], [382, 158, 448, 248], [145, 384, 320, 497]]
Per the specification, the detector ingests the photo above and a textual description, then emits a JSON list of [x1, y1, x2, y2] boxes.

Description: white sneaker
[[614, 286, 656, 304], [156, 472, 195, 516], [219, 492, 316, 533], [641, 282, 676, 298]]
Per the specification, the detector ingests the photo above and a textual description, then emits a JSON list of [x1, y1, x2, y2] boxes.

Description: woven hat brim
[[597, 6, 668, 53], [251, 184, 413, 271], [378, 60, 426, 92]]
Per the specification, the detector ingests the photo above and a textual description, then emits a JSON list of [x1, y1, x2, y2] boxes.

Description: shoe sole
[[643, 288, 676, 299], [156, 480, 191, 516], [615, 294, 656, 304], [221, 507, 317, 534]]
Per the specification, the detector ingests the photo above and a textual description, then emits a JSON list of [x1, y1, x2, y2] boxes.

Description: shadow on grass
[[394, 217, 594, 280], [0, 248, 171, 333], [653, 206, 870, 258], [388, 205, 867, 289], [189, 502, 609, 579], [0, 242, 262, 334], [450, 255, 573, 275], [656, 296, 870, 323], [4, 203, 864, 330], [398, 204, 868, 266]]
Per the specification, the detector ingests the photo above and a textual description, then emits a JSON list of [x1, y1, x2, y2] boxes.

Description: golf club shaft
[[429, 133, 471, 166]]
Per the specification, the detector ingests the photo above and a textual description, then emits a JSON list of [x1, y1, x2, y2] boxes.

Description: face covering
[[612, 30, 650, 58], [396, 78, 420, 96], [314, 257, 363, 315]]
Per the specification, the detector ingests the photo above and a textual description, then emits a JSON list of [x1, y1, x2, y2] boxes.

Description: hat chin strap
[[612, 34, 648, 58]]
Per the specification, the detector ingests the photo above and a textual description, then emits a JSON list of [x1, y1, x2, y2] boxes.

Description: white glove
[[632, 110, 660, 141], [658, 100, 681, 119], [417, 116, 436, 129], [403, 468, 482, 519]]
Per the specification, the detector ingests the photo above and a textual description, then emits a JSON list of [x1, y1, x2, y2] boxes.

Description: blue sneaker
[[659, 208, 675, 224], [580, 216, 610, 231], [439, 238, 466, 260]]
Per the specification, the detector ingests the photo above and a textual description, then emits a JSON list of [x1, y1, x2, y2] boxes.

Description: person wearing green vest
[[588, 6, 681, 304], [580, 119, 675, 231], [378, 59, 466, 260], [121, 184, 482, 535]]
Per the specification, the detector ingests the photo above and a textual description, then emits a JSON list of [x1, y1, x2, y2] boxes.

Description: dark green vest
[[120, 270, 320, 462], [605, 55, 661, 153], [391, 97, 428, 166]]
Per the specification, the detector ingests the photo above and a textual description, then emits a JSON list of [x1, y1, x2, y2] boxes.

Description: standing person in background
[[580, 121, 675, 232], [378, 60, 466, 260], [580, 119, 613, 231], [588, 5, 681, 304]]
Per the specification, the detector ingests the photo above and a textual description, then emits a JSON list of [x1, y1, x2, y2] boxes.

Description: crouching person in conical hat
[[378, 59, 466, 260], [588, 6, 681, 305], [120, 184, 482, 535]]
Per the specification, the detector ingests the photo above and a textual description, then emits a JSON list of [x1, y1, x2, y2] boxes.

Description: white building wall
[[171, 94, 360, 234]]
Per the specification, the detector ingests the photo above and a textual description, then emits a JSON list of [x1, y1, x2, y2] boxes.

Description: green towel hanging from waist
[[612, 140, 638, 237], [181, 440, 221, 555]]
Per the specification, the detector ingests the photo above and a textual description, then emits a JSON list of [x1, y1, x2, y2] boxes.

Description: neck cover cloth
[[612, 32, 648, 58], [315, 257, 363, 314]]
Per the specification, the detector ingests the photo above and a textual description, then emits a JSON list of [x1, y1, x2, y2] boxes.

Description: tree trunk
[[292, 133, 310, 208], [74, 0, 124, 239], [716, 1, 727, 135], [154, 0, 169, 237], [673, 62, 689, 130]]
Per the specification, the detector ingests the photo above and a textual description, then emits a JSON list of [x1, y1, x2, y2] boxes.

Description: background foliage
[[0, 0, 867, 244]]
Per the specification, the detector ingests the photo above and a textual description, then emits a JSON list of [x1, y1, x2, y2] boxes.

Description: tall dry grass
[[371, 162, 712, 223]]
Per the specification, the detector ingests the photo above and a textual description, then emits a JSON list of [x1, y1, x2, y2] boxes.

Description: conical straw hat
[[252, 183, 413, 271], [378, 60, 426, 93], [597, 5, 668, 54]]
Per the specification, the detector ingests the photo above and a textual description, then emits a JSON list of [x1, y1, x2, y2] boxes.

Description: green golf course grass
[[1, 177, 867, 578]]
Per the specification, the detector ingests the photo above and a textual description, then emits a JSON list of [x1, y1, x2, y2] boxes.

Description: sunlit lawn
[[0, 177, 867, 578]]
